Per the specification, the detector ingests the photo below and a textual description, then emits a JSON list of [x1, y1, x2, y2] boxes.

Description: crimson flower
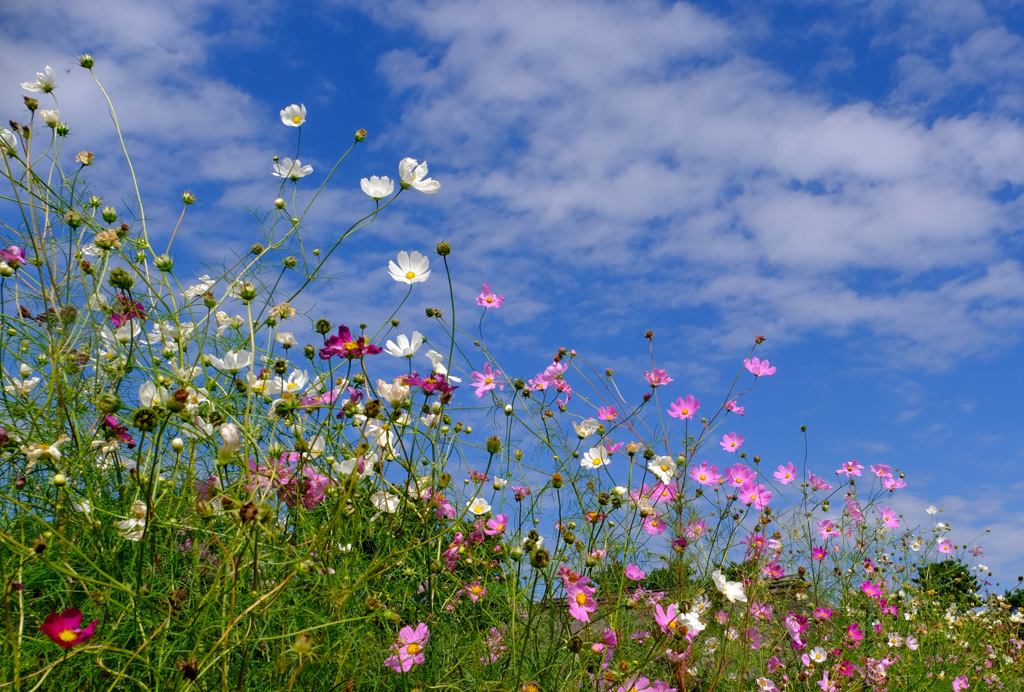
[[39, 608, 98, 649], [404, 371, 457, 395], [319, 325, 382, 360]]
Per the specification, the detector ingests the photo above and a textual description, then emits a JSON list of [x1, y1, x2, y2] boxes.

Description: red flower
[[39, 608, 98, 648]]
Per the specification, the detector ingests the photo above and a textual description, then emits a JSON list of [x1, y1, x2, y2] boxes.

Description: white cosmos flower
[[388, 251, 430, 284], [712, 569, 748, 603], [38, 109, 59, 128], [264, 369, 308, 399], [648, 455, 677, 484], [360, 175, 394, 200], [376, 378, 411, 406], [206, 350, 252, 373], [183, 275, 215, 298], [280, 103, 306, 127], [580, 445, 611, 470], [21, 66, 56, 93], [467, 497, 492, 515], [1, 128, 15, 152], [333, 451, 378, 478], [4, 377, 40, 396], [370, 491, 401, 513], [926, 505, 938, 515], [214, 311, 244, 337], [272, 157, 312, 180], [276, 332, 296, 347], [398, 158, 441, 194], [677, 610, 706, 634], [384, 331, 424, 358], [425, 349, 461, 382], [139, 381, 167, 408], [574, 418, 601, 438]]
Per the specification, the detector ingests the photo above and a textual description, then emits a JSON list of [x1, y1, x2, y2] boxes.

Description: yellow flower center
[[58, 628, 77, 642], [292, 115, 302, 124], [660, 465, 669, 471], [405, 271, 416, 280], [699, 474, 707, 481], [592, 459, 601, 466], [668, 620, 677, 629], [496, 523, 505, 531], [650, 521, 659, 528], [486, 297, 494, 303], [471, 585, 483, 595], [406, 643, 420, 655], [484, 377, 493, 385], [575, 593, 588, 606], [681, 408, 690, 415], [344, 340, 359, 351]]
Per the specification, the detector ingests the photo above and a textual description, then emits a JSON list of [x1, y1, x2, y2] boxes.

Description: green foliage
[[912, 560, 982, 608]]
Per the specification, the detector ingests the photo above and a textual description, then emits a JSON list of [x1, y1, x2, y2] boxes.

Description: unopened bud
[[354, 128, 367, 142], [436, 240, 451, 256], [181, 191, 196, 205]]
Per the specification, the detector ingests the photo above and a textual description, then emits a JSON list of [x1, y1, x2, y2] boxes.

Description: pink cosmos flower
[[817, 671, 837, 692], [463, 581, 488, 603], [870, 463, 892, 478], [725, 463, 755, 488], [384, 623, 429, 672], [689, 461, 721, 486], [812, 546, 827, 561], [744, 357, 776, 376], [766, 656, 784, 673], [938, 539, 953, 553], [485, 514, 508, 536], [649, 480, 677, 504], [817, 520, 840, 540], [597, 406, 617, 421], [685, 518, 707, 539], [845, 494, 863, 526], [808, 472, 833, 491], [905, 635, 918, 650], [39, 608, 98, 649], [194, 475, 220, 502], [0, 245, 26, 266], [319, 325, 382, 360], [470, 362, 504, 398], [625, 564, 646, 581], [969, 545, 984, 557], [740, 480, 772, 510], [813, 607, 833, 620], [726, 399, 745, 415], [846, 623, 864, 643], [476, 283, 504, 308], [654, 603, 680, 634], [953, 675, 970, 691], [643, 513, 668, 535], [567, 585, 598, 623], [720, 432, 743, 452], [837, 460, 864, 478], [883, 476, 906, 490], [773, 462, 797, 485], [879, 506, 900, 529], [644, 368, 673, 387], [667, 395, 700, 421], [861, 581, 883, 598]]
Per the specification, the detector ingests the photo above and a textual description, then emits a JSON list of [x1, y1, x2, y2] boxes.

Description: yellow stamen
[[575, 593, 588, 606], [405, 271, 416, 280], [292, 115, 302, 124], [406, 643, 420, 655], [58, 629, 77, 642]]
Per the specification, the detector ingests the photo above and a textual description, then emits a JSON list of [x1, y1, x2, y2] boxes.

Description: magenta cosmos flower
[[384, 622, 429, 673], [319, 325, 382, 360], [739, 480, 772, 510], [667, 395, 700, 421], [720, 432, 743, 452], [476, 283, 504, 308], [39, 608, 99, 649]]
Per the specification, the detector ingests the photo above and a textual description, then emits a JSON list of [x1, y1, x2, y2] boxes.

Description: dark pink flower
[[39, 608, 98, 649], [319, 325, 382, 360]]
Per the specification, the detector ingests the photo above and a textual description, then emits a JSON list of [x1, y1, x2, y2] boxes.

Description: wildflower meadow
[[2, 57, 1024, 692]]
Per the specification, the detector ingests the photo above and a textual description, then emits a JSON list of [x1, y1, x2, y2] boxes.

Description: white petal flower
[[580, 445, 611, 470], [388, 251, 430, 284], [272, 157, 312, 180], [712, 569, 747, 603], [398, 158, 441, 194], [276, 332, 296, 347], [206, 350, 252, 373], [648, 455, 677, 484], [376, 378, 411, 406], [467, 497, 492, 515], [424, 349, 461, 382], [0, 128, 15, 152], [38, 109, 59, 128], [926, 505, 938, 515], [21, 66, 56, 93], [384, 331, 424, 358], [183, 275, 215, 298], [4, 376, 40, 396], [370, 491, 401, 513], [139, 381, 167, 408], [360, 175, 394, 200], [280, 103, 306, 127], [574, 418, 601, 438]]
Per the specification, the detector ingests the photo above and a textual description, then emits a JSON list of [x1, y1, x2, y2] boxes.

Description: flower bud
[[97, 391, 122, 414], [181, 191, 196, 205], [315, 318, 331, 335], [283, 255, 297, 268], [154, 254, 174, 272], [551, 473, 563, 489], [354, 128, 367, 142], [436, 240, 451, 256], [251, 243, 264, 255], [274, 198, 286, 209], [171, 437, 184, 453], [218, 423, 241, 461], [486, 436, 501, 455], [56, 123, 70, 137], [64, 210, 84, 229], [79, 54, 95, 68], [108, 268, 133, 290], [53, 473, 66, 487], [101, 206, 117, 223], [23, 97, 38, 112]]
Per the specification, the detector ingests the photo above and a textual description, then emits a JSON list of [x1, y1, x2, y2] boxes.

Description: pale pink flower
[[870, 463, 892, 478], [625, 564, 645, 581], [384, 623, 429, 672], [470, 362, 504, 398], [740, 480, 772, 509], [725, 399, 745, 415], [938, 539, 953, 554], [883, 476, 907, 490], [879, 506, 900, 529], [597, 406, 617, 421], [689, 461, 721, 486], [808, 473, 833, 490], [644, 368, 673, 387], [837, 460, 864, 478], [952, 675, 970, 691], [643, 513, 668, 535], [476, 283, 504, 308], [773, 462, 797, 485], [744, 357, 776, 376], [724, 463, 755, 488]]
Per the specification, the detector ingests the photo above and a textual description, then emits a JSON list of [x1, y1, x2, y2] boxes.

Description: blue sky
[[4, 0, 1024, 588]]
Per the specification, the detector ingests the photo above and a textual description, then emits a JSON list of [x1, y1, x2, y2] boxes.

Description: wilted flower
[[39, 109, 59, 128]]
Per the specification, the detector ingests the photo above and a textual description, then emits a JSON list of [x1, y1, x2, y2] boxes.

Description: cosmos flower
[[280, 103, 306, 127], [21, 66, 56, 93], [477, 283, 504, 308], [39, 608, 98, 648], [398, 158, 441, 193], [272, 157, 312, 180], [388, 251, 431, 284], [360, 175, 394, 200]]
